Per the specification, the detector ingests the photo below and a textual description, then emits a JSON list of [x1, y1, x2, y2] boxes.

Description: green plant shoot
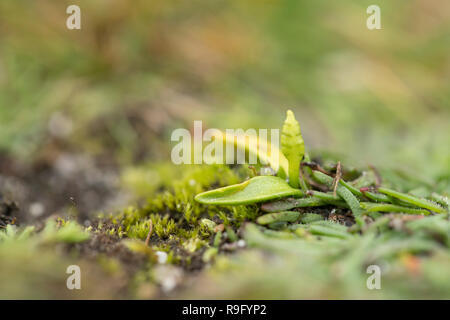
[[281, 110, 306, 190]]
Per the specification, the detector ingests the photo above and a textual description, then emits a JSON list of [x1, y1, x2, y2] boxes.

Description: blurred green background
[[0, 0, 449, 186], [0, 0, 449, 300]]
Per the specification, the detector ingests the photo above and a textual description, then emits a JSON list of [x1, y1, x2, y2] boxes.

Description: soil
[[0, 194, 18, 228], [74, 232, 148, 275], [0, 152, 127, 225], [0, 103, 177, 226]]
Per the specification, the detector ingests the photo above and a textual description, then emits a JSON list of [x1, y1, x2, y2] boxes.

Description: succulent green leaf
[[260, 197, 332, 212], [281, 110, 305, 189], [256, 211, 300, 225], [312, 171, 364, 227], [194, 175, 304, 205], [378, 187, 445, 213], [360, 202, 430, 215], [308, 225, 351, 239], [299, 213, 324, 224]]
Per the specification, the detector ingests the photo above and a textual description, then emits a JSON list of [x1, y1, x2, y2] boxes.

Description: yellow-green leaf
[[213, 130, 289, 178], [194, 176, 304, 205], [281, 110, 305, 189]]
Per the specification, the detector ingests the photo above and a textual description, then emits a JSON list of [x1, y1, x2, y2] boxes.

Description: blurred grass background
[[0, 0, 449, 300], [0, 0, 448, 184]]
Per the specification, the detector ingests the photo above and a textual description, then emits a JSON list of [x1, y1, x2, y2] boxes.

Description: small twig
[[302, 162, 330, 176], [304, 173, 328, 191], [247, 165, 258, 177], [298, 167, 308, 192], [145, 219, 153, 247], [332, 162, 342, 197]]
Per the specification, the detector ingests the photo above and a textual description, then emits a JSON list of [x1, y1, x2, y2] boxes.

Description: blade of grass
[[306, 191, 348, 207], [378, 187, 445, 213], [312, 171, 364, 227], [260, 197, 329, 212], [360, 202, 430, 215], [256, 211, 301, 225]]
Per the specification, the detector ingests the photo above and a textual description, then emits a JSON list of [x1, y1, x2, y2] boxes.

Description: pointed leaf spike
[[281, 110, 306, 190]]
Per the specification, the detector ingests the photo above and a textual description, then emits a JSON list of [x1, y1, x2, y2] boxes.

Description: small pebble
[[237, 240, 246, 248], [155, 251, 168, 264], [154, 266, 183, 293], [29, 202, 45, 217]]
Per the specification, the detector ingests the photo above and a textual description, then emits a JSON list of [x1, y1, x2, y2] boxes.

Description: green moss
[[106, 164, 252, 270], [41, 219, 90, 244]]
